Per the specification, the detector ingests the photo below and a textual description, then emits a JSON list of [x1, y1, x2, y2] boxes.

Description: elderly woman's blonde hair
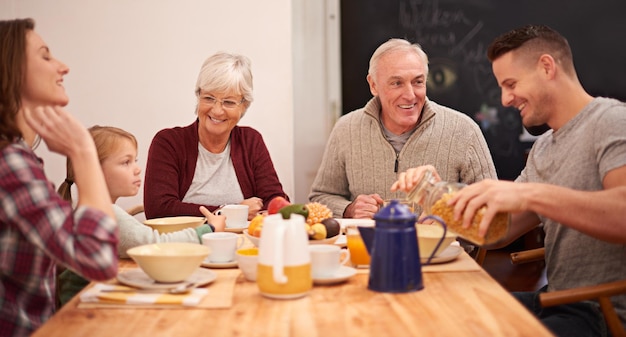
[[195, 52, 254, 116], [368, 38, 429, 80]]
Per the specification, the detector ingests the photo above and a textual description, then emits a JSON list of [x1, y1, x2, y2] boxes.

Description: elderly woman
[[144, 52, 289, 220]]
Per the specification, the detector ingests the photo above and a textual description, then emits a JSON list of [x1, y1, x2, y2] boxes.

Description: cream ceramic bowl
[[126, 242, 210, 283], [416, 224, 457, 259], [143, 216, 205, 234]]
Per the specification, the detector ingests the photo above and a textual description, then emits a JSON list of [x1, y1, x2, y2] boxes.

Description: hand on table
[[343, 194, 384, 219], [241, 197, 263, 220]]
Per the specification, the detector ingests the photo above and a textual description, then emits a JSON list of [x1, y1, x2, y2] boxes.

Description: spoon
[[168, 282, 197, 294], [102, 282, 197, 294]]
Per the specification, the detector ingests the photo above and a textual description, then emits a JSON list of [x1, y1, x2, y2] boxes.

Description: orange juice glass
[[345, 224, 371, 267]]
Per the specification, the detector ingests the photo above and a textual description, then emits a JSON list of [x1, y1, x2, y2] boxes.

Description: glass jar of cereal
[[406, 169, 509, 246]]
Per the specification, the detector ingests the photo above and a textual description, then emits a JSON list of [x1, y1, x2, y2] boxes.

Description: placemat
[[354, 251, 481, 274], [422, 250, 481, 273], [80, 283, 210, 306], [77, 268, 240, 309]]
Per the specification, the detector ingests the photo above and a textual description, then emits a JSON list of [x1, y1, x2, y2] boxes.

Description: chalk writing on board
[[398, 0, 504, 120], [397, 0, 522, 173], [399, 0, 484, 64]]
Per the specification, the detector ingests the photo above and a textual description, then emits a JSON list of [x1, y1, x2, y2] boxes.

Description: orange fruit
[[248, 214, 265, 237]]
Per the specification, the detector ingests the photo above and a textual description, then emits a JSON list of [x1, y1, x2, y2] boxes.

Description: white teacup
[[308, 244, 350, 278], [202, 232, 244, 262], [216, 204, 249, 228]]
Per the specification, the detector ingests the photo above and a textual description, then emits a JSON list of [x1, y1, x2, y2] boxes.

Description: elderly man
[[309, 38, 496, 219]]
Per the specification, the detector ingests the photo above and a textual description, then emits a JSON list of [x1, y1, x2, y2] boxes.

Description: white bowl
[[243, 229, 260, 247], [416, 224, 457, 259], [143, 216, 205, 234], [126, 242, 209, 283]]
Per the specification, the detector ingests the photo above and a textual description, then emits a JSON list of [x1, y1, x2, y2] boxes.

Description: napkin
[[77, 268, 239, 309], [80, 283, 209, 306]]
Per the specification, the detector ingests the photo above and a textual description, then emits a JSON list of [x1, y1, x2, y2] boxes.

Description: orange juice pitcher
[[256, 213, 312, 299]]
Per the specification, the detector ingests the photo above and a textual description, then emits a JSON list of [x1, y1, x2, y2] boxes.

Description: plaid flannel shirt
[[0, 140, 118, 336]]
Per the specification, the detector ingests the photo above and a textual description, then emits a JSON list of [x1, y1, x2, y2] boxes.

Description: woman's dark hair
[[0, 18, 35, 149]]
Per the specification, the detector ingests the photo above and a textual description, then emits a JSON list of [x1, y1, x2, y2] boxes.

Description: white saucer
[[336, 218, 375, 229], [421, 245, 463, 264], [313, 266, 357, 285], [117, 268, 217, 290], [224, 222, 249, 234], [201, 257, 238, 269]]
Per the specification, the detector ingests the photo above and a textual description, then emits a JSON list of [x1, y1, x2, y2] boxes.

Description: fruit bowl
[[243, 229, 340, 247], [126, 242, 209, 283], [243, 229, 260, 247], [307, 234, 340, 245]]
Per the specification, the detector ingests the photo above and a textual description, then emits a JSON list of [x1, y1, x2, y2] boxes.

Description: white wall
[[292, 0, 342, 204], [1, 0, 337, 210]]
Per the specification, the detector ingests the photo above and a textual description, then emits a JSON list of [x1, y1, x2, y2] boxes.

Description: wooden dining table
[[33, 245, 554, 337]]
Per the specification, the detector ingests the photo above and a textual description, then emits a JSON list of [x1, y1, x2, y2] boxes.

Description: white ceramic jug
[[256, 213, 312, 299]]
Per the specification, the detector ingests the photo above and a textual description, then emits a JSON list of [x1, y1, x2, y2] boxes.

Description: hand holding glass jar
[[400, 168, 510, 246]]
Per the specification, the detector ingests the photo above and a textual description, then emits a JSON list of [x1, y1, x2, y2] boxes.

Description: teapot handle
[[417, 215, 448, 265], [272, 222, 288, 284]]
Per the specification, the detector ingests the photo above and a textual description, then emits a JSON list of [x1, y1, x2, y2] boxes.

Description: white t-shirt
[[183, 141, 244, 206]]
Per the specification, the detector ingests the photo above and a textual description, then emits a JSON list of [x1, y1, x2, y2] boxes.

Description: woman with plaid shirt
[[0, 18, 118, 336]]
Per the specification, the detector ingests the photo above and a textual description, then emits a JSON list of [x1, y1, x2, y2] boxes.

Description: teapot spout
[[357, 226, 375, 255]]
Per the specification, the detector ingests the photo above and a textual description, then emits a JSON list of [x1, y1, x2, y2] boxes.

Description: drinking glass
[[345, 224, 371, 268]]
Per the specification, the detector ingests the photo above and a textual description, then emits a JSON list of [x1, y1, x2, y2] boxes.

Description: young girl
[[0, 18, 118, 336], [57, 126, 226, 305]]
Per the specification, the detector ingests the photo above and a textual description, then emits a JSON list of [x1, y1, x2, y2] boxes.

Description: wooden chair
[[510, 247, 545, 265], [511, 248, 626, 337], [474, 247, 487, 266]]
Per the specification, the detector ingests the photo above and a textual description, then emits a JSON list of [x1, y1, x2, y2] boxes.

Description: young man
[[395, 25, 626, 337]]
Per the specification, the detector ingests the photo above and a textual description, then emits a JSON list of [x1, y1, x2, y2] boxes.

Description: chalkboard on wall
[[341, 0, 626, 180]]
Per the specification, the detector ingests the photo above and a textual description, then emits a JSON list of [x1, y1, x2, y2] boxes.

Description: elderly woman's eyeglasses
[[200, 95, 245, 110]]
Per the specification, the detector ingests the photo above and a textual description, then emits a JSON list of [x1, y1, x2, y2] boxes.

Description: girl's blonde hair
[[57, 126, 137, 202]]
